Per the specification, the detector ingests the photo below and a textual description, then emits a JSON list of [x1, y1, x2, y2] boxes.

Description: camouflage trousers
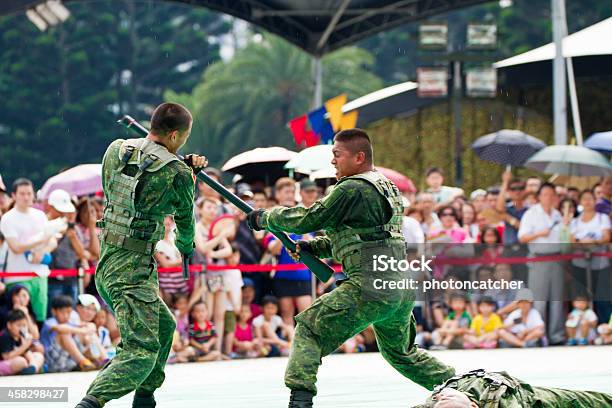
[[531, 386, 612, 407], [285, 276, 455, 395], [86, 243, 176, 406]]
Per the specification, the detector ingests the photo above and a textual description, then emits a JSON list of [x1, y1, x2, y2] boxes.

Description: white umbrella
[[221, 146, 296, 183], [284, 145, 333, 173], [39, 164, 102, 199]]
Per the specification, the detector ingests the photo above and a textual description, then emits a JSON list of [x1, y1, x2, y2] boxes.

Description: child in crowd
[[232, 304, 267, 358], [155, 215, 188, 305], [40, 296, 97, 372], [223, 243, 243, 356], [0, 309, 45, 375], [498, 290, 545, 348], [189, 301, 220, 362], [168, 331, 195, 364], [172, 293, 190, 341], [463, 296, 503, 349], [595, 313, 612, 345], [241, 278, 262, 325], [71, 294, 108, 366], [565, 295, 598, 346], [338, 334, 366, 353], [431, 292, 471, 350], [253, 296, 293, 357], [93, 309, 115, 358]]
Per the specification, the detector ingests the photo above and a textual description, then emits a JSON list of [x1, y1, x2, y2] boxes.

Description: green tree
[[169, 34, 383, 166], [0, 1, 229, 187]]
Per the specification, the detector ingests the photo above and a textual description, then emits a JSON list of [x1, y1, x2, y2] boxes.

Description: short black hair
[[7, 309, 27, 323], [478, 296, 497, 306], [334, 128, 373, 164], [261, 295, 278, 307], [150, 102, 192, 136], [448, 291, 468, 302], [425, 167, 443, 177], [51, 295, 73, 310], [537, 182, 556, 196], [12, 177, 33, 193]]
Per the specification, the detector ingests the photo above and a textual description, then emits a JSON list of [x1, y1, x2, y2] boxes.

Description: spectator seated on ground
[[232, 304, 267, 358], [93, 308, 115, 357], [40, 296, 97, 372], [188, 301, 221, 362], [431, 292, 471, 350], [0, 285, 42, 352], [70, 294, 108, 366], [565, 295, 598, 346], [595, 313, 612, 345], [241, 278, 262, 325], [498, 290, 545, 348], [172, 293, 191, 341], [252, 296, 293, 357], [0, 309, 45, 376], [168, 330, 195, 364], [463, 296, 502, 349]]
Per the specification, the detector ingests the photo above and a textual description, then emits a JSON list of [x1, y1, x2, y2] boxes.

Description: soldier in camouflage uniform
[[76, 103, 207, 408], [412, 368, 612, 407], [247, 129, 455, 408]]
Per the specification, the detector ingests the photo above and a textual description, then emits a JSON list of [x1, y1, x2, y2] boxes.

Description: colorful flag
[[324, 94, 347, 131], [308, 107, 335, 144], [289, 115, 319, 147], [340, 110, 359, 130]]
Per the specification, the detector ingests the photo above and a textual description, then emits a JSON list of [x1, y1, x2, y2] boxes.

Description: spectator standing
[[595, 176, 612, 215], [570, 190, 611, 304], [428, 206, 466, 243], [299, 179, 319, 208], [518, 182, 565, 344], [416, 193, 440, 237], [459, 203, 479, 242], [75, 198, 101, 291], [0, 309, 45, 375], [470, 189, 487, 213], [525, 177, 542, 195], [425, 167, 461, 209], [0, 174, 10, 215], [496, 171, 528, 245], [155, 216, 188, 305], [0, 178, 56, 322], [402, 207, 425, 245], [47, 189, 86, 306]]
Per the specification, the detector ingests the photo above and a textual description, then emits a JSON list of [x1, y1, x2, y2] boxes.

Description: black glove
[[287, 240, 312, 262], [183, 154, 205, 174], [246, 209, 266, 231]]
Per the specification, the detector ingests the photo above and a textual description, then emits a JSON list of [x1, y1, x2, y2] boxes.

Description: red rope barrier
[[1, 252, 610, 278]]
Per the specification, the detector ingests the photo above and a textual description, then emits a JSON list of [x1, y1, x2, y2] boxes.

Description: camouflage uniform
[[85, 138, 195, 405], [261, 170, 455, 395], [413, 369, 612, 407]]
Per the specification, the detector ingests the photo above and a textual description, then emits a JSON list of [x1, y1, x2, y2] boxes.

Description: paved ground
[[0, 346, 611, 407]]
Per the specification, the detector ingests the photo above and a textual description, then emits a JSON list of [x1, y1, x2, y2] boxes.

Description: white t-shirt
[[252, 314, 283, 333], [402, 216, 425, 244], [518, 204, 563, 253], [223, 269, 244, 311], [570, 213, 611, 269], [155, 239, 181, 263], [504, 308, 544, 334], [0, 207, 50, 282]]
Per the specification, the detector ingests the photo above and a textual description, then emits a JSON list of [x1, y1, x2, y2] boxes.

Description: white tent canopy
[[494, 16, 612, 68]]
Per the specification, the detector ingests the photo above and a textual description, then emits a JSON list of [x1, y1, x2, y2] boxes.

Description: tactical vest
[[328, 170, 405, 262], [98, 138, 179, 255], [432, 369, 520, 408]]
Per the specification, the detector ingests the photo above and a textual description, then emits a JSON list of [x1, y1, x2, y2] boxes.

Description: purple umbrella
[[39, 164, 102, 199]]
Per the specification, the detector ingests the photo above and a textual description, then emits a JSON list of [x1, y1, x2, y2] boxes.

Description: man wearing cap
[[412, 368, 612, 407], [0, 178, 56, 323], [76, 103, 206, 408], [46, 189, 86, 307], [299, 180, 319, 209]]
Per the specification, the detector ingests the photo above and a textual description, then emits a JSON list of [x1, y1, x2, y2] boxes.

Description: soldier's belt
[[101, 230, 155, 255]]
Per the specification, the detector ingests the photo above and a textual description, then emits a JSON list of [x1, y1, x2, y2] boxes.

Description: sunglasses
[[441, 212, 455, 217], [509, 186, 524, 191]]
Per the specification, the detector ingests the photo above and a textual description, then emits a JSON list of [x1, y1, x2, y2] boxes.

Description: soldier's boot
[[133, 390, 156, 408], [288, 390, 313, 408], [75, 395, 102, 408]]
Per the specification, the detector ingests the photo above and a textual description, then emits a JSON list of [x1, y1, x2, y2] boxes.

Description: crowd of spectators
[[0, 162, 611, 377]]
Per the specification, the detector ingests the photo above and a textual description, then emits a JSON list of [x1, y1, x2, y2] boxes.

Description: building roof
[[2, 0, 490, 55]]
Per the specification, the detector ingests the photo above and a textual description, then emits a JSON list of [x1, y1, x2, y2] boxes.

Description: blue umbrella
[[584, 131, 612, 154], [471, 129, 546, 167]]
